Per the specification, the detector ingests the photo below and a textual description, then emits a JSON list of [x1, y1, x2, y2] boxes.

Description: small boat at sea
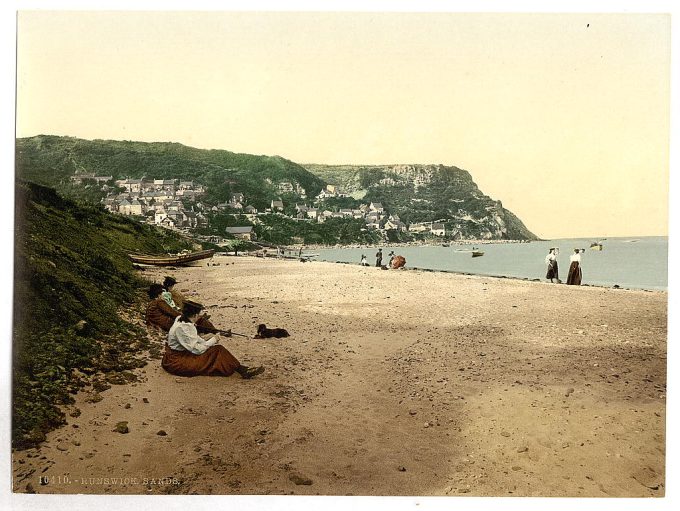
[[590, 242, 604, 251], [128, 249, 215, 266], [471, 251, 485, 258]]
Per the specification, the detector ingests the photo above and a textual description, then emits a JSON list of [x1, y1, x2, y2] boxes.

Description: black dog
[[255, 323, 290, 339]]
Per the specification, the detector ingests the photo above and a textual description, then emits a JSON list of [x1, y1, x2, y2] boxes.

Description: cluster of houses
[[100, 177, 209, 230], [94, 175, 450, 239], [218, 183, 450, 238]]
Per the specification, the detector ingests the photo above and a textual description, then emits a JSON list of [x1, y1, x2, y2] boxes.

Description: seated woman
[[146, 283, 180, 331], [162, 300, 265, 379], [146, 284, 220, 335], [162, 276, 183, 309]]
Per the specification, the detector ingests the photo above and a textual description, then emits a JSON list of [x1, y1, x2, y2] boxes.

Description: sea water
[[314, 237, 668, 291]]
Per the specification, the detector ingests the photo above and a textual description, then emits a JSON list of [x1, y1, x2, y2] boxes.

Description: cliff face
[[304, 163, 539, 240]]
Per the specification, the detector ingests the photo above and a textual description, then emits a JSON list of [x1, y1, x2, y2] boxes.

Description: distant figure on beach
[[545, 248, 559, 283], [388, 251, 396, 267], [299, 246, 304, 258], [567, 248, 585, 285], [162, 300, 264, 379], [376, 248, 383, 267], [146, 284, 217, 334], [360, 254, 369, 266]]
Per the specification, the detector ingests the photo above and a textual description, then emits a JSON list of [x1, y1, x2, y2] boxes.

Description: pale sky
[[15, 10, 671, 239]]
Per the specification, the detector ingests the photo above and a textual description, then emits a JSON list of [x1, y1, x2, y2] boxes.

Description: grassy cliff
[[16, 135, 326, 210], [12, 181, 193, 448]]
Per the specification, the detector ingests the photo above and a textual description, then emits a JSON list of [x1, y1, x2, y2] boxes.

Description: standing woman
[[567, 249, 585, 285], [162, 300, 265, 379], [545, 248, 559, 283]]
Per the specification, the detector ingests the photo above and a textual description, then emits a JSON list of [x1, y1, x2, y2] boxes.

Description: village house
[[154, 208, 168, 225], [431, 222, 446, 236], [409, 222, 431, 234], [384, 218, 407, 232], [175, 189, 197, 200], [369, 202, 384, 214], [116, 179, 144, 194], [315, 186, 336, 200], [306, 208, 319, 220], [153, 179, 176, 192], [244, 205, 257, 215], [225, 226, 256, 241], [271, 199, 284, 211]]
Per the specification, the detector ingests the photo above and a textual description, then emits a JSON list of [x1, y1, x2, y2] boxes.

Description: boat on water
[[472, 251, 485, 258], [590, 242, 604, 251], [128, 249, 215, 266]]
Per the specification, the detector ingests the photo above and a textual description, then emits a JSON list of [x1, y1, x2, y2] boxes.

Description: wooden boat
[[589, 242, 603, 251], [472, 251, 485, 258], [128, 249, 215, 266]]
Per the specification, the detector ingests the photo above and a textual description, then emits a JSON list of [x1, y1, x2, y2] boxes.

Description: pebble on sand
[[289, 474, 313, 485], [113, 422, 129, 434]]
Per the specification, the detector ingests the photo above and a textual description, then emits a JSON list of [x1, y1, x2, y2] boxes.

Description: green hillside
[[16, 135, 326, 210], [12, 181, 193, 448]]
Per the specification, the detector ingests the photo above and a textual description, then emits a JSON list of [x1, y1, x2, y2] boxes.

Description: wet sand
[[12, 256, 667, 496]]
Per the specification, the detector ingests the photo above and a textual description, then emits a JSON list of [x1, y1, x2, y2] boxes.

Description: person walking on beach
[[162, 300, 264, 379], [375, 248, 383, 267], [567, 248, 585, 285], [545, 248, 559, 283], [388, 251, 396, 268]]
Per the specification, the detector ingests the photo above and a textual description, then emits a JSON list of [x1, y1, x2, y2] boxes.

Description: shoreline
[[225, 253, 666, 293]]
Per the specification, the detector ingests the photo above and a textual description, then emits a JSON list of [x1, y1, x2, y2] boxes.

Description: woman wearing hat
[[146, 283, 217, 334], [566, 248, 585, 285], [162, 276, 183, 309], [162, 300, 265, 379], [146, 283, 181, 331]]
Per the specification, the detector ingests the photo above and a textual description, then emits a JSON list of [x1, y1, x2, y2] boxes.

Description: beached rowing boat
[[128, 249, 215, 266]]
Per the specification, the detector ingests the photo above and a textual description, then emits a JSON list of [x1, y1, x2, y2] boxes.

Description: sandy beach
[[11, 256, 667, 497]]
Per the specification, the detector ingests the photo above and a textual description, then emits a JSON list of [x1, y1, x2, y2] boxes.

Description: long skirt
[[566, 261, 582, 285], [161, 345, 240, 377], [546, 261, 559, 280]]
